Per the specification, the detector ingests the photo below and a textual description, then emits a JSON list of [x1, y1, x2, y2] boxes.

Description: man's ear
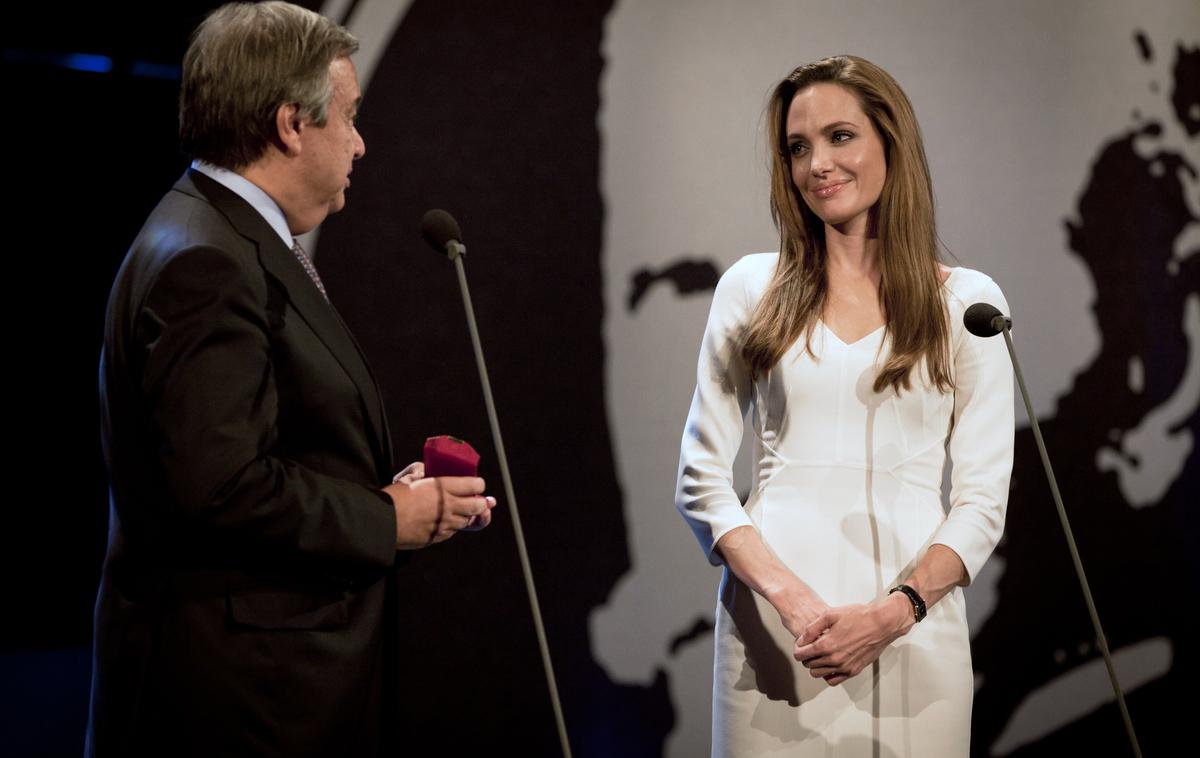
[[275, 102, 304, 156]]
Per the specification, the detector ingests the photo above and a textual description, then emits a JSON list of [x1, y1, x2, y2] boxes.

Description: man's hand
[[392, 462, 425, 485], [383, 472, 495, 549]]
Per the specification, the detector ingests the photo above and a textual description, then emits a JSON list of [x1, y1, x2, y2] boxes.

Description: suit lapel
[[179, 170, 393, 480], [328, 308, 395, 475]]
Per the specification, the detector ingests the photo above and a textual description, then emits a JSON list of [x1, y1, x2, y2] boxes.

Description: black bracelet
[[889, 583, 927, 623]]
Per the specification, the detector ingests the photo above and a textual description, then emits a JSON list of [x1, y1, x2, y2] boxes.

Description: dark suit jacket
[[88, 170, 399, 757]]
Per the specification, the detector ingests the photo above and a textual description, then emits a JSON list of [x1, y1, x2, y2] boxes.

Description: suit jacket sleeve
[[136, 241, 397, 571]]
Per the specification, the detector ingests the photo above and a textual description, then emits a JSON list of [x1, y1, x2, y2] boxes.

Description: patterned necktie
[[290, 239, 329, 301]]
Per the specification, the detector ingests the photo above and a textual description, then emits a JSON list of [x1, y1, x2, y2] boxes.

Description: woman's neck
[[824, 223, 880, 282]]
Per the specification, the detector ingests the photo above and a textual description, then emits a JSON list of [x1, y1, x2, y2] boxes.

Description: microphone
[[419, 209, 574, 758], [963, 302, 1012, 337], [420, 209, 466, 260], [962, 301, 1144, 757]]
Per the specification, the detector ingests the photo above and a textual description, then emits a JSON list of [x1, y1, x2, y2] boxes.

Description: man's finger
[[464, 509, 492, 531], [438, 476, 486, 495]]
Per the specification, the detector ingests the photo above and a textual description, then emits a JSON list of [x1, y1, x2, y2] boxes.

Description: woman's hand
[[712, 526, 831, 651], [773, 590, 831, 642], [793, 593, 915, 686]]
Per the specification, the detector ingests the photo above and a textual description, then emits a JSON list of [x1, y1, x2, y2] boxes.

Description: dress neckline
[[818, 267, 960, 348], [819, 320, 885, 348]]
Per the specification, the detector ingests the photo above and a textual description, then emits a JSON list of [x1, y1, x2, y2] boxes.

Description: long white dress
[[676, 253, 1014, 757]]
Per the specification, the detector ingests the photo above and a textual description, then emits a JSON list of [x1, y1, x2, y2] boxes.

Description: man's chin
[[327, 193, 347, 215]]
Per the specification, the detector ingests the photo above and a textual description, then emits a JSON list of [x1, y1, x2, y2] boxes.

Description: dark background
[[1, 2, 666, 755]]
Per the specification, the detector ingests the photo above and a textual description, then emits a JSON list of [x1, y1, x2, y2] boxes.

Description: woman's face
[[785, 82, 887, 235]]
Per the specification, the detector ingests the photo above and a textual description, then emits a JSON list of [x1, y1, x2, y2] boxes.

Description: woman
[[676, 55, 1014, 755]]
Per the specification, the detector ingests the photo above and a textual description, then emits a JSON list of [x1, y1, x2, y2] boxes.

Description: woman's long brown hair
[[742, 55, 952, 394]]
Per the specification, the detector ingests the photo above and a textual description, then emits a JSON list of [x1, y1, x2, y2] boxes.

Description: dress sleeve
[[676, 257, 760, 565], [931, 276, 1015, 583]]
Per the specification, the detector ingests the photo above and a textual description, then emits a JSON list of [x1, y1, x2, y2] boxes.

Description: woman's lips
[[811, 181, 848, 199]]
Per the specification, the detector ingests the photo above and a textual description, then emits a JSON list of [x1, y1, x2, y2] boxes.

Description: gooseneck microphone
[[419, 209, 573, 758], [963, 301, 1011, 338], [420, 208, 466, 261], [966, 303, 1142, 758]]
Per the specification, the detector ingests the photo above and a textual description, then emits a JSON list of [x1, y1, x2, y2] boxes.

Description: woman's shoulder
[[942, 265, 1008, 313], [718, 252, 778, 294], [711, 252, 779, 312]]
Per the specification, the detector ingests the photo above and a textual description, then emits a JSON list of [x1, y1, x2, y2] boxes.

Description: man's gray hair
[[180, 1, 359, 169]]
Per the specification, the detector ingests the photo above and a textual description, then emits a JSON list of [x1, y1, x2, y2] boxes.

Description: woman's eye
[[832, 131, 853, 143], [789, 142, 808, 156]]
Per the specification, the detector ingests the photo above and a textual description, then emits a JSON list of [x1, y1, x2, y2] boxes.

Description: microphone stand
[[996, 318, 1142, 758], [443, 239, 574, 758]]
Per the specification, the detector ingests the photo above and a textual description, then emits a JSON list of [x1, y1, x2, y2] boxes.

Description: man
[[87, 3, 493, 755]]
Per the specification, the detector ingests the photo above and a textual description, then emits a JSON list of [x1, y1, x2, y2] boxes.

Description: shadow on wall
[[971, 35, 1198, 758]]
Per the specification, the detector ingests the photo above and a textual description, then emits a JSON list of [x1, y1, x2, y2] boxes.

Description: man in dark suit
[[86, 3, 494, 755]]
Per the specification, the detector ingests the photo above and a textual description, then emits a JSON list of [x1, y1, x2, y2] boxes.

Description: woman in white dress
[[676, 56, 1014, 756]]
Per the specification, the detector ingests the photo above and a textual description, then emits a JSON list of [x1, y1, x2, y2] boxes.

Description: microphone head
[[420, 209, 463, 254], [964, 302, 1005, 337]]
